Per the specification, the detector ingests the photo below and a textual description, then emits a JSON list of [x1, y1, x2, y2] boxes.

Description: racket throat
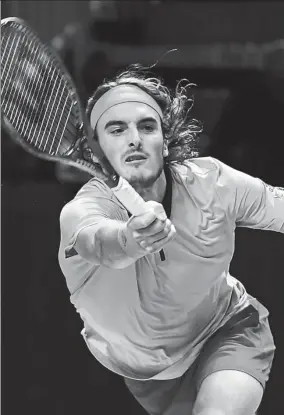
[[63, 127, 119, 185]]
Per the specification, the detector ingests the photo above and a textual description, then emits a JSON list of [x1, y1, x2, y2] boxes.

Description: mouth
[[124, 153, 148, 164]]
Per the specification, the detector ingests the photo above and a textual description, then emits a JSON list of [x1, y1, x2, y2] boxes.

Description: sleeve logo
[[264, 183, 284, 199]]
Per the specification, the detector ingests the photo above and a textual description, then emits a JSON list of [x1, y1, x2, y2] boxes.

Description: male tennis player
[[58, 66, 283, 415]]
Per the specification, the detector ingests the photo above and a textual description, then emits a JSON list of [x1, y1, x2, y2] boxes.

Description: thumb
[[145, 201, 167, 221]]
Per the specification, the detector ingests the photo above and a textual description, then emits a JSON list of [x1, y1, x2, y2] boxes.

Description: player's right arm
[[60, 199, 176, 269]]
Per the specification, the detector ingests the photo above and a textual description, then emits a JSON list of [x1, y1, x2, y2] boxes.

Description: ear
[[163, 140, 169, 157]]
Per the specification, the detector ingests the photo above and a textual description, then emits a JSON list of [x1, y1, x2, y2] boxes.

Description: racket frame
[[1, 17, 154, 217], [1, 16, 115, 180]]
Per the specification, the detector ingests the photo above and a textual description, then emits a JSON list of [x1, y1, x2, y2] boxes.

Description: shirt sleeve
[[60, 198, 111, 261], [214, 159, 284, 233], [58, 179, 131, 295], [59, 179, 127, 263]]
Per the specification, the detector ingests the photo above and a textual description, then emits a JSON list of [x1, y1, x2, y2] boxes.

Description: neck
[[133, 170, 167, 203]]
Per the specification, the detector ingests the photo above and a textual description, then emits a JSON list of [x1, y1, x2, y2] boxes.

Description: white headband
[[90, 84, 163, 130]]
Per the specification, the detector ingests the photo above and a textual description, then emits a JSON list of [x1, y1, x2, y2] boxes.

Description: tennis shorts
[[124, 296, 275, 415]]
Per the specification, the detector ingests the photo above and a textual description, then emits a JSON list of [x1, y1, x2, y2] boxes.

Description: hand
[[124, 201, 176, 254]]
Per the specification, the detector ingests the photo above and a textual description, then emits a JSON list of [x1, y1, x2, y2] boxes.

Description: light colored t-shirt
[[58, 157, 284, 381]]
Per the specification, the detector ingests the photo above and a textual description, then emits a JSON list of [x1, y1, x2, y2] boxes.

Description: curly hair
[[86, 64, 202, 163]]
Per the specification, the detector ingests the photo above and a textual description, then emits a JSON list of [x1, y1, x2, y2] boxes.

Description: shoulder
[[59, 177, 123, 227], [169, 157, 246, 208], [170, 156, 232, 185], [178, 157, 265, 193], [74, 177, 114, 200]]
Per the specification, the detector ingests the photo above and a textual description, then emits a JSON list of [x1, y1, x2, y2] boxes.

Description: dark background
[[2, 1, 284, 414]]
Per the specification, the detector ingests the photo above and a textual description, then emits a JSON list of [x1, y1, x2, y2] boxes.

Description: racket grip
[[112, 177, 167, 262], [112, 177, 150, 216]]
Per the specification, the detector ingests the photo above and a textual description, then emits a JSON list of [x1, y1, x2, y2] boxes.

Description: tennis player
[[58, 66, 283, 415]]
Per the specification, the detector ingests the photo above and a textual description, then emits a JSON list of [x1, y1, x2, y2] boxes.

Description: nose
[[128, 125, 142, 147]]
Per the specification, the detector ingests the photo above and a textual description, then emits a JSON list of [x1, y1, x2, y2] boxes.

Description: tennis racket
[[1, 17, 149, 216]]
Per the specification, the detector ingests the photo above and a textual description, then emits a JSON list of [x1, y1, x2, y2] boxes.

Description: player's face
[[96, 102, 168, 188]]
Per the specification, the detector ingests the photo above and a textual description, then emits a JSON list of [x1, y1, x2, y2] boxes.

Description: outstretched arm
[[214, 159, 284, 233], [235, 180, 284, 232], [60, 198, 175, 269]]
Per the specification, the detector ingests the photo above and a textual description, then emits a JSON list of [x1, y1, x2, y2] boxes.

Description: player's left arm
[[214, 159, 284, 233], [235, 178, 284, 232]]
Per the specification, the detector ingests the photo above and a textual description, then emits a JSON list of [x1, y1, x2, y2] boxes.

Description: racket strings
[[3, 32, 48, 132], [1, 23, 78, 155]]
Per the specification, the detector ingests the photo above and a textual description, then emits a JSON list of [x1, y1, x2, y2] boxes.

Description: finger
[[134, 218, 170, 238], [143, 224, 176, 253], [144, 201, 167, 221], [139, 229, 168, 248], [151, 204, 167, 221], [128, 211, 158, 230], [135, 219, 171, 242]]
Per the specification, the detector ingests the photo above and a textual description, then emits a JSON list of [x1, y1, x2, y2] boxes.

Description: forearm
[[74, 219, 144, 269]]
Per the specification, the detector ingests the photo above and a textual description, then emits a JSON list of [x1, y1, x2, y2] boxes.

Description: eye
[[110, 127, 124, 135], [141, 124, 155, 133]]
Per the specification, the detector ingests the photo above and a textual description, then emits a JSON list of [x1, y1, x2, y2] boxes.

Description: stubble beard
[[100, 148, 165, 192], [127, 162, 164, 193]]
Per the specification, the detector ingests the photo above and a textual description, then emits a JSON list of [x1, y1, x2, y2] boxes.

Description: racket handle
[[113, 177, 167, 262], [112, 177, 151, 216]]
